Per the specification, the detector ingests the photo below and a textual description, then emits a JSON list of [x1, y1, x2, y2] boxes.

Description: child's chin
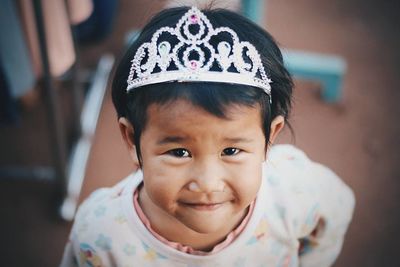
[[181, 218, 228, 235]]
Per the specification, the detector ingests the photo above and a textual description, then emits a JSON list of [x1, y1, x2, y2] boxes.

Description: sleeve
[[298, 162, 356, 267], [59, 189, 110, 267], [59, 239, 79, 267], [59, 226, 105, 267], [59, 209, 86, 267]]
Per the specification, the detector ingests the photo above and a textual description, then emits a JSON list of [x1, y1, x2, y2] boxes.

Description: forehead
[[144, 99, 264, 138]]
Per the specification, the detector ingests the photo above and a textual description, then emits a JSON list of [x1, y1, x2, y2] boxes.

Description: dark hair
[[112, 7, 293, 166]]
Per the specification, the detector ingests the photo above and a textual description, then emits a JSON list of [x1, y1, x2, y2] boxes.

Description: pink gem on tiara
[[190, 14, 198, 24], [190, 60, 198, 70]]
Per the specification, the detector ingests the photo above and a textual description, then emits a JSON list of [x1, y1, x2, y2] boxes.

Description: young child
[[60, 6, 355, 267]]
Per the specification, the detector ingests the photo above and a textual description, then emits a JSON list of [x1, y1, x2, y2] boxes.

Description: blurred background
[[0, 0, 399, 266]]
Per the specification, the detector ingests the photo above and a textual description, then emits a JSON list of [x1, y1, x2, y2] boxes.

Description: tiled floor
[[1, 0, 399, 266]]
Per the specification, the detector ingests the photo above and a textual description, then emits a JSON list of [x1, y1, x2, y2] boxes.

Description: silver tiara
[[126, 6, 272, 99]]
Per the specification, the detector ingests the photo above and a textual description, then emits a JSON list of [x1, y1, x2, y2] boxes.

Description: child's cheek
[[143, 164, 184, 206], [229, 159, 263, 202]]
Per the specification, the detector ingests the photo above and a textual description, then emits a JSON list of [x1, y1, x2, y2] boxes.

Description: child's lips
[[179, 201, 225, 211], [178, 193, 233, 211]]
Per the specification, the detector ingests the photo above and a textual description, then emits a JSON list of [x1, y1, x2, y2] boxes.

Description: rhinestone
[[190, 14, 198, 24], [190, 60, 198, 70]]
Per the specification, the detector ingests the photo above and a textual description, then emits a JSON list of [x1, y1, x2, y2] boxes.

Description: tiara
[[126, 6, 272, 99]]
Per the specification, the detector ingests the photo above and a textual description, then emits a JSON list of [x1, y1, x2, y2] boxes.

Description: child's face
[[138, 99, 267, 235]]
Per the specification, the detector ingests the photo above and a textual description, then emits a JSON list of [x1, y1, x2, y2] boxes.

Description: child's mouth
[[180, 202, 224, 211]]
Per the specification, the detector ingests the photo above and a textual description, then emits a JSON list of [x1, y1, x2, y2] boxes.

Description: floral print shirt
[[60, 145, 355, 267]]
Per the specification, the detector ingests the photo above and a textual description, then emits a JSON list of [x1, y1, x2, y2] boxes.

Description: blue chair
[[242, 0, 347, 102]]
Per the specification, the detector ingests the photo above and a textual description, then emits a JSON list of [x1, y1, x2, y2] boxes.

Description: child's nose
[[189, 159, 226, 193]]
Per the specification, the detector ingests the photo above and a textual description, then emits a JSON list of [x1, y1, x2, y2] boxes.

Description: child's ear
[[269, 115, 285, 144], [118, 117, 139, 168]]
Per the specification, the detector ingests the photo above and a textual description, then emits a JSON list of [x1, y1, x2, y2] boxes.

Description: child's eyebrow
[[156, 136, 253, 145], [157, 136, 188, 145], [223, 137, 253, 143]]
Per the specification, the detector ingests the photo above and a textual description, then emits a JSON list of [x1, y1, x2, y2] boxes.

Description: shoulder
[[263, 144, 355, 238], [264, 144, 316, 193], [265, 144, 353, 197], [68, 174, 143, 264], [266, 144, 310, 169], [74, 175, 133, 224], [74, 172, 143, 229]]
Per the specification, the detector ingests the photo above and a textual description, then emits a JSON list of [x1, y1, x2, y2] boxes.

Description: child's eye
[[167, 148, 191, 158], [222, 147, 241, 156]]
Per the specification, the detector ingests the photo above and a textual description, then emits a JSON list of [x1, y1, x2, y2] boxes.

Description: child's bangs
[[129, 82, 268, 119]]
